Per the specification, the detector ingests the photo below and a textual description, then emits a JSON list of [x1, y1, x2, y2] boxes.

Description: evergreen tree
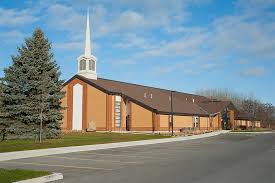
[[0, 28, 65, 140]]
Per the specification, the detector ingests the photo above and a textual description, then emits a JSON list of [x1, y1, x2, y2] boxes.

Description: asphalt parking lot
[[0, 133, 274, 183]]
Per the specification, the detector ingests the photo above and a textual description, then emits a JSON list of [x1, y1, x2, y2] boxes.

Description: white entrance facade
[[72, 83, 83, 130]]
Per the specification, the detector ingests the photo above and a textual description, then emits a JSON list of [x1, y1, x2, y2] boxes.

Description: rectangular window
[[89, 60, 95, 71], [115, 96, 121, 128], [194, 116, 199, 128], [80, 60, 86, 70]]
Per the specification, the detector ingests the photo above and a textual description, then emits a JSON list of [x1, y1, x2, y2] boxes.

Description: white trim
[[115, 96, 121, 102]]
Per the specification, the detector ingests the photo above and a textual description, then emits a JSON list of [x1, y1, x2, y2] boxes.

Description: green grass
[[0, 168, 50, 183], [0, 132, 169, 153]]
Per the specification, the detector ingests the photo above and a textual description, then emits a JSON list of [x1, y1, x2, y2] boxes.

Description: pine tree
[[0, 28, 65, 140]]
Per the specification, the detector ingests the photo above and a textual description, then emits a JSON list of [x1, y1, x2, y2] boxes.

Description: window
[[115, 96, 121, 128], [80, 60, 86, 70], [194, 116, 199, 128], [89, 60, 95, 71]]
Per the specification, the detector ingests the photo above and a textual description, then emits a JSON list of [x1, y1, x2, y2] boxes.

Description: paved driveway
[[0, 133, 274, 183]]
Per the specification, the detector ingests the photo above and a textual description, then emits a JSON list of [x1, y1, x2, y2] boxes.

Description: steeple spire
[[85, 8, 91, 56], [77, 8, 97, 80]]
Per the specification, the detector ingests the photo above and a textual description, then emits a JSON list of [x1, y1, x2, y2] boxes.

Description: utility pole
[[170, 91, 174, 136]]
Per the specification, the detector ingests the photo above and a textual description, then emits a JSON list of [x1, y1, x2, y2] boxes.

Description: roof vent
[[150, 93, 153, 99], [144, 93, 147, 98], [192, 98, 195, 103]]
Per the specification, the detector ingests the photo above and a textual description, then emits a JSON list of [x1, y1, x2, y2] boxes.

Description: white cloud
[[54, 41, 83, 51], [113, 34, 155, 49], [1, 0, 273, 78], [142, 32, 208, 57], [200, 63, 218, 69], [210, 14, 275, 60], [241, 67, 266, 76], [54, 41, 98, 52], [46, 4, 84, 32], [102, 0, 275, 78], [0, 30, 26, 44], [44, 1, 192, 36], [0, 8, 38, 27], [113, 11, 146, 30], [235, 0, 275, 12], [153, 61, 200, 75]]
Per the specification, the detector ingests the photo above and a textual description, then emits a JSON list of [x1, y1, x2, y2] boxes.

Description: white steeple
[[77, 8, 97, 80], [85, 9, 91, 57]]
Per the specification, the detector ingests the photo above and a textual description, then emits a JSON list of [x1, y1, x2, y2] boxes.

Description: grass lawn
[[0, 132, 169, 153], [0, 168, 50, 183]]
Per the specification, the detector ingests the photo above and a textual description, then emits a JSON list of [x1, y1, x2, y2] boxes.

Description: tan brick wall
[[212, 115, 219, 128], [236, 120, 247, 126], [255, 121, 261, 128], [173, 115, 193, 129], [236, 120, 261, 128], [110, 95, 115, 130], [160, 115, 169, 128], [120, 97, 127, 129], [130, 102, 153, 128], [86, 84, 107, 129], [200, 117, 209, 128]]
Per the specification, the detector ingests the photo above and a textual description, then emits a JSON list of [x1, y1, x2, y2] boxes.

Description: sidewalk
[[0, 130, 229, 162]]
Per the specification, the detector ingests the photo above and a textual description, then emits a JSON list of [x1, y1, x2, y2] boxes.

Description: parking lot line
[[44, 155, 142, 164], [1, 161, 114, 171]]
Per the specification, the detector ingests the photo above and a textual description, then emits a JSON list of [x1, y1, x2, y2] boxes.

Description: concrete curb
[[15, 173, 63, 183], [0, 130, 229, 162]]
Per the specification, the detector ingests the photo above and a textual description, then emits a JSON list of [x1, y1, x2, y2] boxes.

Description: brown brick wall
[[60, 85, 68, 130]]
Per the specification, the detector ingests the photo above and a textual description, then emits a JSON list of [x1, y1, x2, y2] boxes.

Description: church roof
[[235, 112, 254, 120], [65, 75, 236, 116], [197, 100, 235, 114]]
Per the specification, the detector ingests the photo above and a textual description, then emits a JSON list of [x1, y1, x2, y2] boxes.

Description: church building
[[60, 12, 259, 132]]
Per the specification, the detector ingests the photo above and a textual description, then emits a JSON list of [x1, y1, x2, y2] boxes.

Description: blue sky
[[0, 0, 275, 104]]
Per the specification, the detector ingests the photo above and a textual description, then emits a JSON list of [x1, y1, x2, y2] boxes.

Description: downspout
[[170, 91, 174, 136]]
